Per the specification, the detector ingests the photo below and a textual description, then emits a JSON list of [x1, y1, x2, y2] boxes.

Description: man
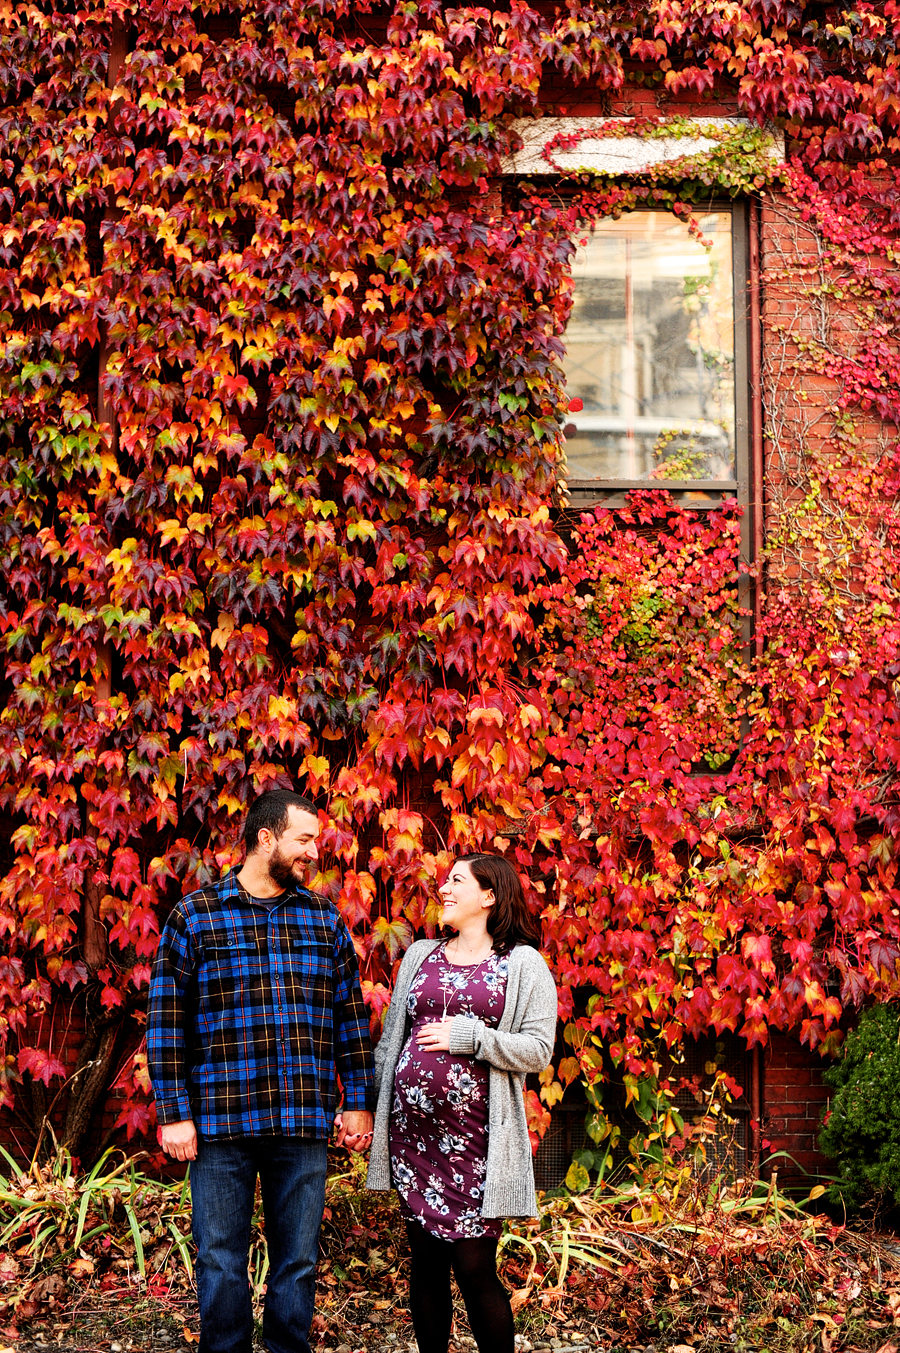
[[147, 789, 374, 1353]]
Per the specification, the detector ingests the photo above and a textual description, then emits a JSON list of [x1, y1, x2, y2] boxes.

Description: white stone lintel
[[501, 116, 784, 177]]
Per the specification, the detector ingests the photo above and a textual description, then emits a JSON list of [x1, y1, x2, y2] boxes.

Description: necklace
[[438, 952, 462, 1020], [437, 941, 491, 1020], [446, 936, 492, 964], [439, 972, 455, 1020]]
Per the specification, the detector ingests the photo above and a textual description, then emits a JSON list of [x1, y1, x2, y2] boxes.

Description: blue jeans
[[190, 1136, 328, 1353]]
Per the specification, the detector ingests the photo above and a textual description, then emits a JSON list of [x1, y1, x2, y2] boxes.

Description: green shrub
[[819, 1003, 900, 1211]]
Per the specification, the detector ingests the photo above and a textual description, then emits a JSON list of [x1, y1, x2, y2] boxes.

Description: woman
[[367, 852, 558, 1353]]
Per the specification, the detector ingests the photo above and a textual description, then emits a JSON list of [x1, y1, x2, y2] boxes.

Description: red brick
[[781, 1084, 826, 1103]]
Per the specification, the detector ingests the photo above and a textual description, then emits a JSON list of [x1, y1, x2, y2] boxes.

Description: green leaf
[[564, 1161, 591, 1193]]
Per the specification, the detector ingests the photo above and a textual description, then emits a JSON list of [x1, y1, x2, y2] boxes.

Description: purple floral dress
[[389, 944, 509, 1240]]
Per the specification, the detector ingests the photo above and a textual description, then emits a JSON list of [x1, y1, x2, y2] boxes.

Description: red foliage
[[17, 1047, 67, 1088], [525, 484, 900, 1099]]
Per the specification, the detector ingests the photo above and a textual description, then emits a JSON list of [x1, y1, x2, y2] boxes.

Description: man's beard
[[268, 844, 303, 890]]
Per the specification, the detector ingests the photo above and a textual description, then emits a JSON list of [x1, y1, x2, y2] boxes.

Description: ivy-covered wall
[[1, 0, 899, 1170]]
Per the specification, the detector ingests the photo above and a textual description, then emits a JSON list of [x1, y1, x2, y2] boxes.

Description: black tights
[[405, 1219, 515, 1353]]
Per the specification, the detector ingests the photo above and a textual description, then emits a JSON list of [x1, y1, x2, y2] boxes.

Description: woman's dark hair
[[243, 790, 319, 850], [454, 853, 543, 952]]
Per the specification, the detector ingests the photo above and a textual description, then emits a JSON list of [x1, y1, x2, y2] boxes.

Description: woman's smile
[[438, 862, 492, 928]]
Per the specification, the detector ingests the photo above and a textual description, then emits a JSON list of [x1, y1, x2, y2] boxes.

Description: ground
[[2, 1155, 900, 1353]]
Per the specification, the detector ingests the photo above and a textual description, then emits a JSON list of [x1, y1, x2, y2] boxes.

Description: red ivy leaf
[[18, 1046, 66, 1086]]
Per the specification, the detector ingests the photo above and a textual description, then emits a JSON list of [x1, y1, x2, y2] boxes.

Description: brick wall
[[537, 70, 747, 121], [755, 141, 864, 1192], [0, 995, 150, 1171], [761, 1033, 831, 1183]]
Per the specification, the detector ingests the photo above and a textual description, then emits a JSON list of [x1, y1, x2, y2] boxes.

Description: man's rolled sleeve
[[332, 924, 374, 1112], [147, 907, 196, 1125]]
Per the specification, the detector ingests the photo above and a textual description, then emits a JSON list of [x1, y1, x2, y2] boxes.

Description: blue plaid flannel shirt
[[147, 872, 373, 1138]]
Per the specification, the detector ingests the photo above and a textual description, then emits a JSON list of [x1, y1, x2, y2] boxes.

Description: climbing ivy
[[0, 0, 899, 1159]]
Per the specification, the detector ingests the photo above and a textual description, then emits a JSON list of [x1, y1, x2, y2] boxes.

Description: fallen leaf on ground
[[30, 1275, 65, 1302]]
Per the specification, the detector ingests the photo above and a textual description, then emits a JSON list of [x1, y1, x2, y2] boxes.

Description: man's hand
[[334, 1109, 373, 1153], [159, 1119, 198, 1162]]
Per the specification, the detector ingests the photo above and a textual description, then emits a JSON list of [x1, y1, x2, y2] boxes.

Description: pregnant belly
[[393, 1039, 488, 1123]]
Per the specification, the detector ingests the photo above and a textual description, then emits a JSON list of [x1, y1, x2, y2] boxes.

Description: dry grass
[[0, 1148, 898, 1352]]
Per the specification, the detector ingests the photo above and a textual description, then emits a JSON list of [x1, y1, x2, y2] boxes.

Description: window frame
[[548, 200, 756, 662], [562, 199, 751, 518], [557, 200, 755, 630]]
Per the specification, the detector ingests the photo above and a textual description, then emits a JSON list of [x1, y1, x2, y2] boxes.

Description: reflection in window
[[562, 210, 735, 482]]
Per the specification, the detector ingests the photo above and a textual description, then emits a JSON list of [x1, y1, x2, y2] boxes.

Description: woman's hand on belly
[[416, 1017, 452, 1052]]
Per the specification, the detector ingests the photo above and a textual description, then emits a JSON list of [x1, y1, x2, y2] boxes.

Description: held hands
[[416, 1017, 452, 1052], [159, 1119, 198, 1162], [158, 1115, 374, 1159], [334, 1109, 374, 1153]]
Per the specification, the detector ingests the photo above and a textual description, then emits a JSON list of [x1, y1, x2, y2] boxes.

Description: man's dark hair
[[243, 790, 319, 851]]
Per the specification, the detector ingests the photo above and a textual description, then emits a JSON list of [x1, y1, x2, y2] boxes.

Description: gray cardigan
[[366, 939, 558, 1218]]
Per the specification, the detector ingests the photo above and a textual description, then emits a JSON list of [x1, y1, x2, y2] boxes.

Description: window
[[532, 1032, 751, 1190], [562, 205, 750, 512]]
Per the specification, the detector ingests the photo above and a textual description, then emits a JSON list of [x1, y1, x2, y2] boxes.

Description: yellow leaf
[[301, 754, 330, 789], [268, 694, 297, 720], [217, 322, 244, 347], [157, 516, 188, 543], [210, 612, 236, 651], [346, 518, 377, 542], [489, 743, 507, 772], [565, 1161, 591, 1192], [539, 1078, 564, 1109], [466, 706, 504, 726], [177, 51, 204, 75]]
